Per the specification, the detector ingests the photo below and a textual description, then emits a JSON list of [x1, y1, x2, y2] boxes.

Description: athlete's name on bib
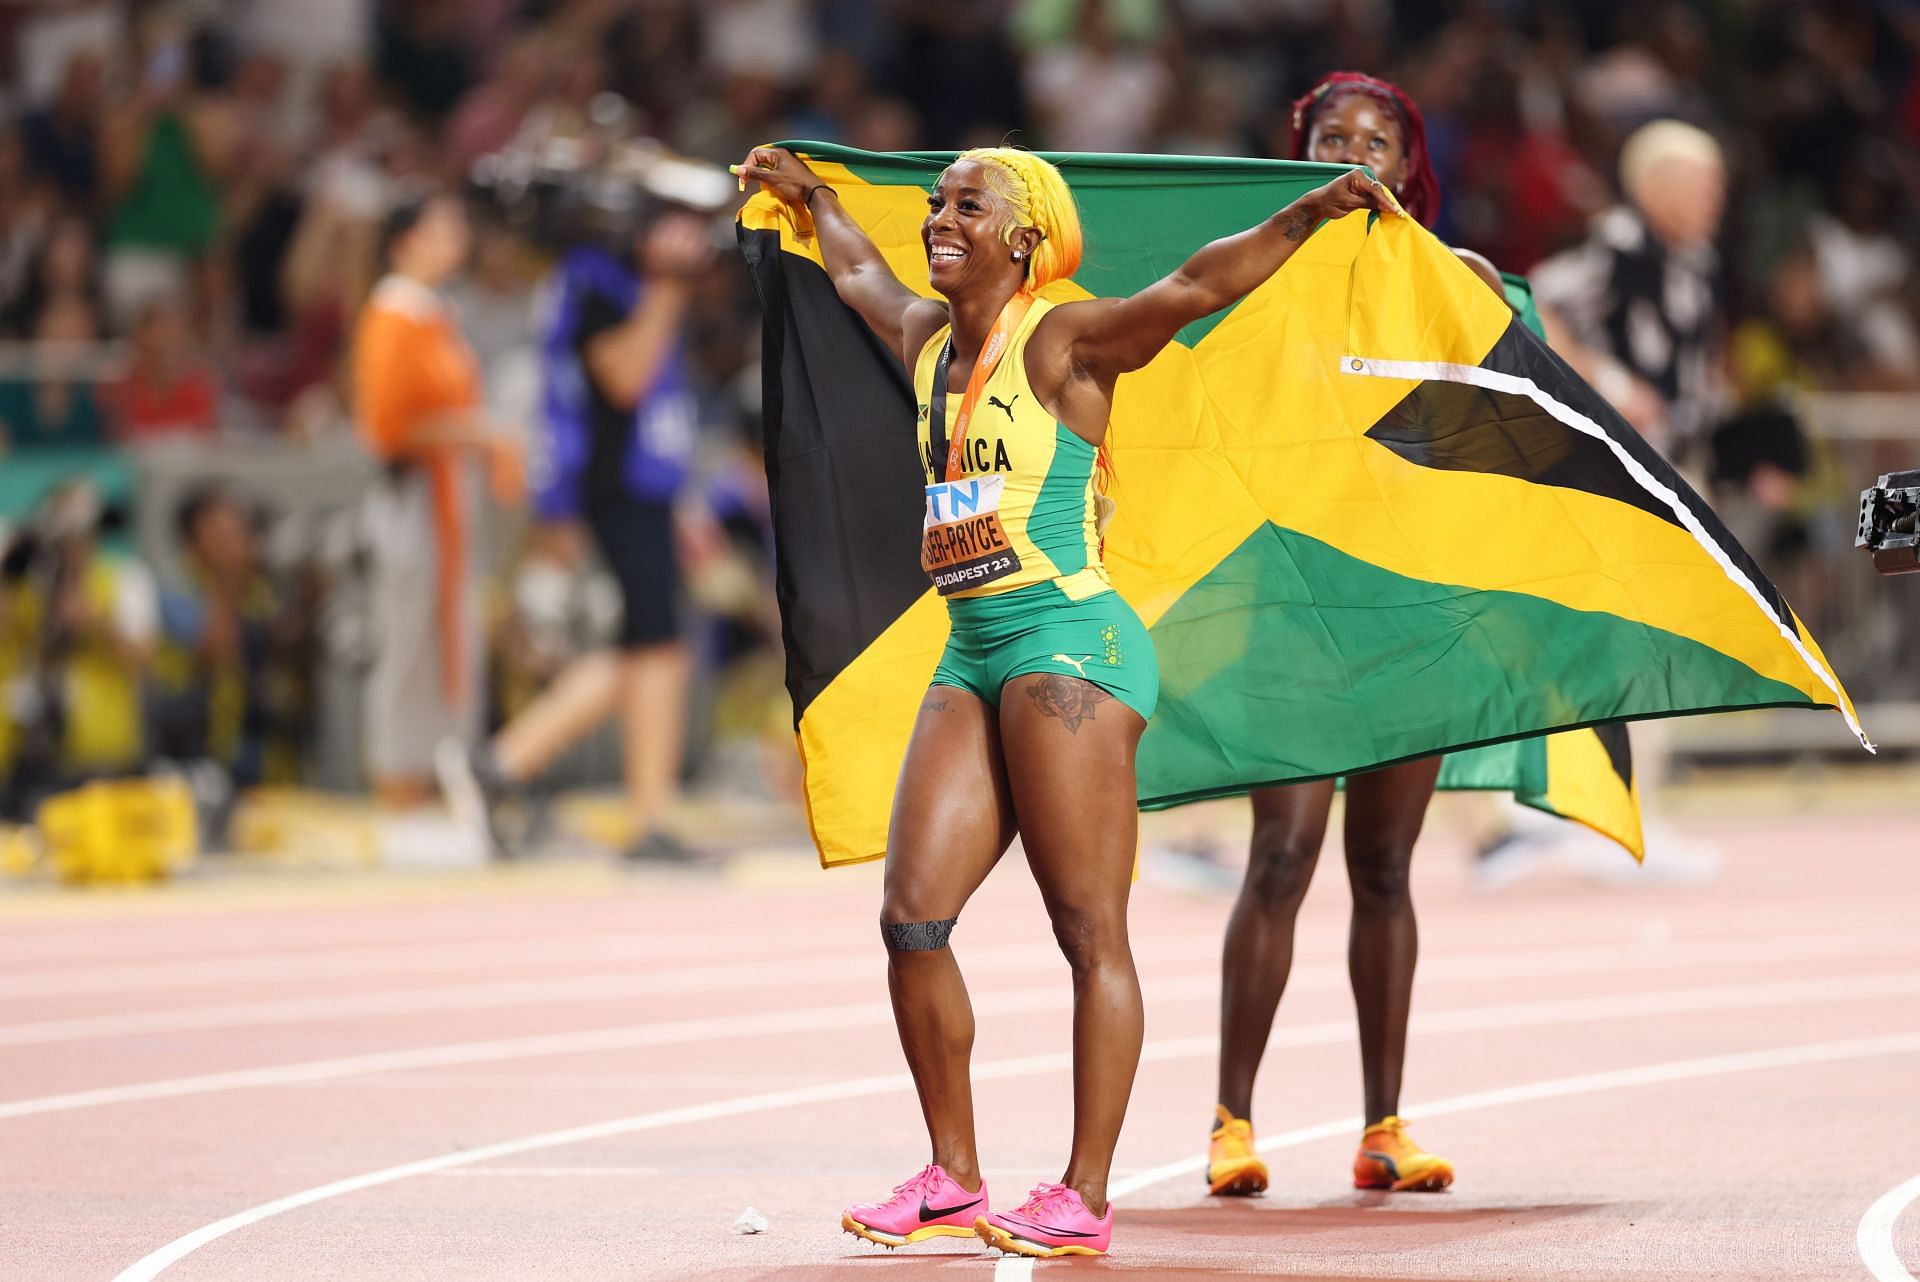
[[922, 476, 1021, 594]]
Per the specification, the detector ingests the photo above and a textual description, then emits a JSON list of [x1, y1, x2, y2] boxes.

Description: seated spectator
[[151, 485, 307, 791], [22, 49, 105, 211], [2, 213, 103, 339], [0, 296, 108, 452], [104, 300, 220, 441]]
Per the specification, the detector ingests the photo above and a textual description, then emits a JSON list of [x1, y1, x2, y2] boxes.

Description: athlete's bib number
[[922, 476, 1022, 595]]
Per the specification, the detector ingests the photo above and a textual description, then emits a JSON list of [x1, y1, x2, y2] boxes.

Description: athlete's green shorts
[[932, 581, 1159, 722]]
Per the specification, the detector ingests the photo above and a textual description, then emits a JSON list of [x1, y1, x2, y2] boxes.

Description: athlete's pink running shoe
[[975, 1181, 1111, 1257], [841, 1163, 989, 1249]]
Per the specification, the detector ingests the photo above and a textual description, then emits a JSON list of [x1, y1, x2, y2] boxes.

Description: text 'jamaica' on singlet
[[912, 297, 1111, 602]]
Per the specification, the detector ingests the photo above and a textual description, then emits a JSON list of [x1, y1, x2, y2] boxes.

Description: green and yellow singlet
[[912, 298, 1110, 602]]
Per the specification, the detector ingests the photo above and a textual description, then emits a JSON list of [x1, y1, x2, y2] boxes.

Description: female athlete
[[739, 141, 1398, 1256]]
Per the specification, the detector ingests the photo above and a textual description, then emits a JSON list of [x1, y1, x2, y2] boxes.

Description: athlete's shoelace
[[1217, 1117, 1255, 1146], [887, 1164, 945, 1202], [1365, 1116, 1409, 1141], [1016, 1182, 1080, 1221]]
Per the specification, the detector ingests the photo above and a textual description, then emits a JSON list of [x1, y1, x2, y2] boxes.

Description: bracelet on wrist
[[803, 184, 834, 210]]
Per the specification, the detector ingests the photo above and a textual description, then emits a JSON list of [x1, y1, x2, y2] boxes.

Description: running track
[[3, 784, 1917, 1281]]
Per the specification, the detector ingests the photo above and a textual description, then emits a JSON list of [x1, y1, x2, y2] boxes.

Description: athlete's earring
[[1011, 250, 1025, 261]]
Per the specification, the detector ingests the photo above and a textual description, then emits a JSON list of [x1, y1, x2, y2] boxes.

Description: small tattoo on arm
[[1279, 208, 1315, 243], [922, 695, 950, 713], [1025, 675, 1110, 733]]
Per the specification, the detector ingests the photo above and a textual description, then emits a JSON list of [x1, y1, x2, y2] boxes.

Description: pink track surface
[[4, 793, 1918, 1281]]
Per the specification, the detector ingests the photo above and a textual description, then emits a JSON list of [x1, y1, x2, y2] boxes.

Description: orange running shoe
[[1207, 1105, 1269, 1196], [1353, 1116, 1453, 1191]]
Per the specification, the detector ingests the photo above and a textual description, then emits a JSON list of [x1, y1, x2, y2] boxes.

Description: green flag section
[[740, 143, 1863, 868]]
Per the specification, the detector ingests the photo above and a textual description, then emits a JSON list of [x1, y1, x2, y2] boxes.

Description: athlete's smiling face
[[924, 160, 1024, 297], [1306, 93, 1409, 194]]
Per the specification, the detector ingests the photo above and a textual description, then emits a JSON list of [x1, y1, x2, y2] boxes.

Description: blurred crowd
[[0, 0, 1915, 833]]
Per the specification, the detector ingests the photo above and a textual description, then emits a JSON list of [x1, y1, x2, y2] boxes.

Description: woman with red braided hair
[[738, 141, 1397, 1258], [1205, 71, 1513, 1200]]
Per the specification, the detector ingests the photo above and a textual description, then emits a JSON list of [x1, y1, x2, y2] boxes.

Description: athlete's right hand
[[735, 146, 820, 209]]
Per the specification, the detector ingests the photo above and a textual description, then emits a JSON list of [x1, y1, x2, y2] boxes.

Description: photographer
[[440, 210, 715, 862], [150, 486, 314, 798], [0, 481, 157, 819]]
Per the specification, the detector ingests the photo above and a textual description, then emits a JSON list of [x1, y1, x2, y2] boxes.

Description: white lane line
[[9, 964, 1919, 1122], [0, 931, 765, 1001], [6, 921, 1907, 1046], [117, 1029, 1920, 1282], [1859, 1172, 1920, 1282], [433, 1167, 663, 1178], [0, 912, 680, 969], [0, 941, 1064, 1047], [4, 885, 1897, 994]]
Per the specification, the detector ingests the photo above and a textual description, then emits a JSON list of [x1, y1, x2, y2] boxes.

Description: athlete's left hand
[[1308, 169, 1407, 221]]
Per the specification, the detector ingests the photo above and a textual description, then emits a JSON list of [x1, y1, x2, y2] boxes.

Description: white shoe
[[433, 737, 489, 849], [1471, 828, 1563, 890], [1559, 820, 1721, 886]]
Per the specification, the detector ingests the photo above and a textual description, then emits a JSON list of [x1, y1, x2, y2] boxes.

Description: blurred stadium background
[[2, 0, 1917, 883]]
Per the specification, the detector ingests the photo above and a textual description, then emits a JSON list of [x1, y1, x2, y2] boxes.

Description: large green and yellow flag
[[740, 145, 1862, 868]]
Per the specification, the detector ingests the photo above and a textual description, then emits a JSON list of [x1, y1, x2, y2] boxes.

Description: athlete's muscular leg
[[998, 672, 1147, 1217], [880, 686, 1017, 1193], [1343, 756, 1442, 1124], [1216, 780, 1337, 1121]]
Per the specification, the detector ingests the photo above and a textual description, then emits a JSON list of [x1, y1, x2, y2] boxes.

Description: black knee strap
[[882, 917, 957, 951]]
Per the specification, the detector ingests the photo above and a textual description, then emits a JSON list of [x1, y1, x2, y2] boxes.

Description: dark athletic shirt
[[574, 286, 635, 508]]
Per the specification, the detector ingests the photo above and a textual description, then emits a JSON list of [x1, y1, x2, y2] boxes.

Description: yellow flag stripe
[[1543, 729, 1645, 859]]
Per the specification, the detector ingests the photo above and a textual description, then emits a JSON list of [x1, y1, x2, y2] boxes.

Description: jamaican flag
[[740, 145, 1863, 868]]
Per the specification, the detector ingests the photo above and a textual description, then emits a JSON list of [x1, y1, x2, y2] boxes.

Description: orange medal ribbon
[[939, 293, 1033, 482]]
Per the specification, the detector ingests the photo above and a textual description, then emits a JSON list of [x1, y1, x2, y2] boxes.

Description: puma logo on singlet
[[988, 394, 1021, 421]]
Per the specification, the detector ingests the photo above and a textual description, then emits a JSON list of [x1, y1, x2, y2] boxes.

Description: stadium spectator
[[372, 0, 474, 123], [1022, 0, 1173, 152], [0, 126, 54, 325], [1803, 143, 1920, 389], [1532, 119, 1728, 462], [0, 296, 108, 452], [21, 49, 106, 211], [444, 217, 539, 425], [352, 192, 519, 809], [105, 300, 218, 441], [98, 12, 242, 332], [444, 33, 553, 173], [3, 213, 103, 340]]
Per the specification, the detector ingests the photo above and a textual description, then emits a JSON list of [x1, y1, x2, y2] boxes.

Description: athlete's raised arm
[[739, 146, 947, 369], [1042, 168, 1403, 383]]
